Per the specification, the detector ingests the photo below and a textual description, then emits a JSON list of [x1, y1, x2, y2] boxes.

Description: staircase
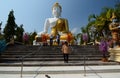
[[0, 44, 118, 66]]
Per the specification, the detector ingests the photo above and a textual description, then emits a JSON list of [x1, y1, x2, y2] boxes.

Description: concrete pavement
[[0, 65, 120, 78]]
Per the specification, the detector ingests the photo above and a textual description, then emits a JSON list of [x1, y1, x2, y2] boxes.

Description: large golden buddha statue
[[35, 2, 74, 45]]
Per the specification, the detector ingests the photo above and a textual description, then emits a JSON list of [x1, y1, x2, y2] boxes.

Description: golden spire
[[111, 12, 116, 21], [52, 2, 62, 12]]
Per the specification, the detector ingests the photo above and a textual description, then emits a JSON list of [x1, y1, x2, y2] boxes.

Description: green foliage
[[86, 7, 115, 41], [106, 9, 113, 19], [22, 31, 37, 45], [28, 31, 37, 45], [80, 2, 120, 44], [3, 10, 17, 42], [15, 24, 24, 42], [81, 27, 87, 33], [88, 14, 98, 22], [0, 34, 4, 40]]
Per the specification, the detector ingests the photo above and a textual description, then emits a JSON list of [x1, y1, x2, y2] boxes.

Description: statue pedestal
[[34, 32, 74, 45], [108, 48, 120, 62]]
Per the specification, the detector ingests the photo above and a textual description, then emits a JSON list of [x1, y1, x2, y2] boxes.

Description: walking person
[[56, 34, 60, 45], [50, 35, 53, 46], [61, 41, 71, 63]]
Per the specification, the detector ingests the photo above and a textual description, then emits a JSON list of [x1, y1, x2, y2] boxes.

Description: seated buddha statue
[[36, 2, 74, 44]]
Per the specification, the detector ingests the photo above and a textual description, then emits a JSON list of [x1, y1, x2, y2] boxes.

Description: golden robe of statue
[[51, 18, 69, 36]]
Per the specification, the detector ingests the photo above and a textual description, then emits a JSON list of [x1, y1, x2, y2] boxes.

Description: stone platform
[[0, 65, 120, 78]]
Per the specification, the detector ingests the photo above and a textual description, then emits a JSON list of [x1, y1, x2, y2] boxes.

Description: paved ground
[[0, 65, 120, 78]]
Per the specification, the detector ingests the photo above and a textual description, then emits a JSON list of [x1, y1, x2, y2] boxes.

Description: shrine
[[34, 2, 74, 45]]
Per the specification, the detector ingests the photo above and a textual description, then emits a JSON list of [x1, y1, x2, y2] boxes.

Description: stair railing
[[70, 45, 87, 77], [83, 56, 86, 76], [82, 45, 102, 78], [20, 45, 42, 78]]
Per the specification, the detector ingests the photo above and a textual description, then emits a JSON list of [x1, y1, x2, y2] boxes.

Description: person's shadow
[[45, 75, 51, 78]]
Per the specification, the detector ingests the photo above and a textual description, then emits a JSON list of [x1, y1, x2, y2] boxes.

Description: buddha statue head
[[52, 2, 62, 18]]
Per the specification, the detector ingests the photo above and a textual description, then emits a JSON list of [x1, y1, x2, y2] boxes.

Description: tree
[[87, 7, 114, 40], [3, 10, 17, 42], [79, 2, 120, 44], [0, 35, 4, 40], [29, 31, 37, 45], [15, 24, 24, 42]]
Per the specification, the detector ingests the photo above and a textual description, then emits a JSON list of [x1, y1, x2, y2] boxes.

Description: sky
[[0, 0, 117, 34]]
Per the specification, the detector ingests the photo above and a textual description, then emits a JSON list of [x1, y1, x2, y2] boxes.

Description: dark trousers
[[103, 53, 106, 58], [63, 54, 69, 63], [50, 40, 53, 46], [57, 39, 60, 45]]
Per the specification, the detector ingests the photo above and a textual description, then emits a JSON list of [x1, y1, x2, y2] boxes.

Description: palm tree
[[87, 7, 114, 40]]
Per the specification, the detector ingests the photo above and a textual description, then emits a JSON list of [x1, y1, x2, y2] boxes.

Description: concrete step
[[1, 55, 104, 58], [0, 45, 112, 66], [0, 61, 119, 66], [1, 57, 102, 61]]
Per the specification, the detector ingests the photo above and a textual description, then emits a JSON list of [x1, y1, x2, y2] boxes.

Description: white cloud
[[71, 27, 79, 34]]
